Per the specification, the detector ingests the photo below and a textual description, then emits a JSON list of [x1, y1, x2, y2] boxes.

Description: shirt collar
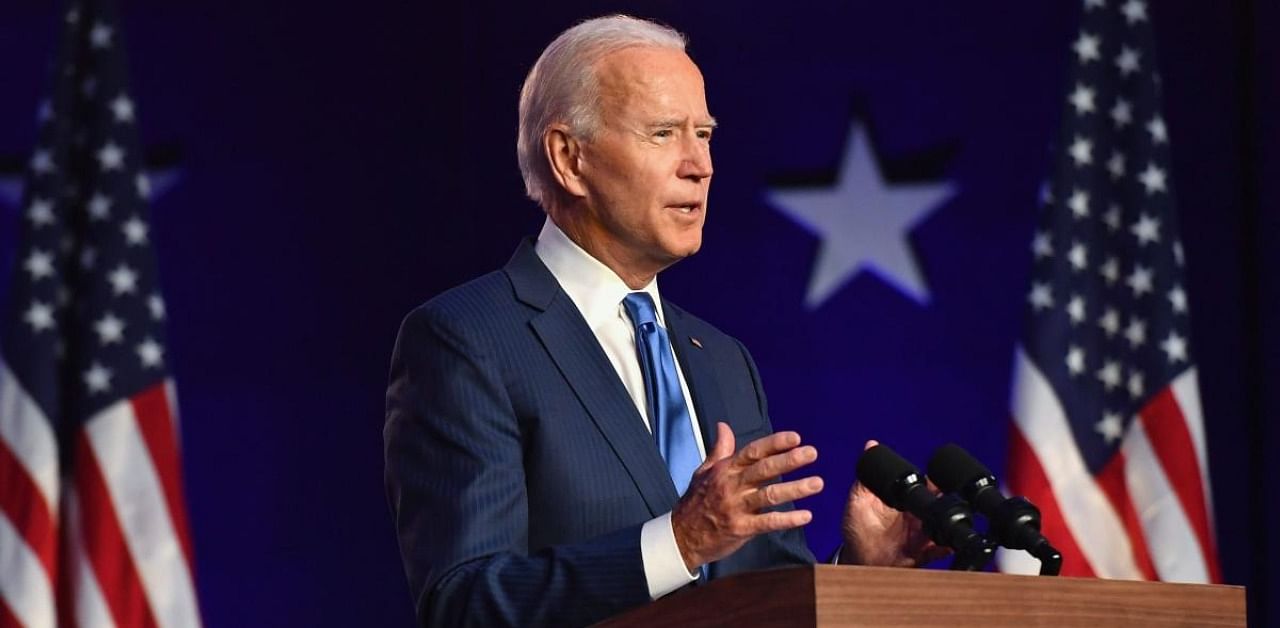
[[534, 217, 665, 329]]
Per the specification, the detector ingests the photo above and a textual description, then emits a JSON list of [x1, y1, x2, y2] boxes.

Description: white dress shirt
[[534, 218, 705, 599]]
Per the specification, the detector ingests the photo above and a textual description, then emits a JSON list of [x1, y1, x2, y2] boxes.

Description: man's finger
[[740, 446, 818, 485], [747, 509, 813, 534], [733, 431, 802, 467], [706, 422, 735, 465], [743, 476, 824, 511]]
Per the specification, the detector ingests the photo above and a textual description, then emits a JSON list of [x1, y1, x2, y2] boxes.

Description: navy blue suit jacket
[[384, 239, 815, 627]]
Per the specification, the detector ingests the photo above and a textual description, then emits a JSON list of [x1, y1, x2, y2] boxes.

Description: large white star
[[769, 123, 954, 308]]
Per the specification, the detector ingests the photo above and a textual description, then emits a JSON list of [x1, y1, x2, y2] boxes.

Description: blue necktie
[[622, 292, 702, 497]]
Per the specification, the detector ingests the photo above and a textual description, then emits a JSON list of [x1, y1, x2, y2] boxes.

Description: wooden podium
[[596, 565, 1245, 627]]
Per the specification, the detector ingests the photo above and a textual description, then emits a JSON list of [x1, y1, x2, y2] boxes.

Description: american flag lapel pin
[[690, 336, 703, 349]]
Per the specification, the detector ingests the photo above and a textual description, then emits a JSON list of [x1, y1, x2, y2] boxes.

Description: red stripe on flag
[[74, 431, 160, 628], [0, 435, 57, 577], [0, 593, 20, 628], [1005, 423, 1096, 577], [1138, 388, 1222, 583], [130, 383, 196, 565], [1093, 451, 1159, 580]]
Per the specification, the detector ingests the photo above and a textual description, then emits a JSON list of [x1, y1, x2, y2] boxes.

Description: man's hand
[[839, 440, 949, 567], [671, 422, 823, 571]]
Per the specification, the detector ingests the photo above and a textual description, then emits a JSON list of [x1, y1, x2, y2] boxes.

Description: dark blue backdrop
[[1, 2, 1276, 626]]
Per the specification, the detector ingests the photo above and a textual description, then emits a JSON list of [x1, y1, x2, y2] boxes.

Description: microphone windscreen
[[855, 444, 918, 508], [927, 443, 992, 494]]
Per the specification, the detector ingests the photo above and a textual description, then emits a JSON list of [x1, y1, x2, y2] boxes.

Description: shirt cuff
[[640, 512, 699, 599]]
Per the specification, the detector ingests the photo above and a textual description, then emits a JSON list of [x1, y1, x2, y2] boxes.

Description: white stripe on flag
[[1169, 368, 1215, 534], [64, 486, 120, 628], [0, 356, 60, 507], [85, 399, 201, 628], [0, 508, 56, 628], [1121, 416, 1210, 583], [1011, 348, 1143, 579]]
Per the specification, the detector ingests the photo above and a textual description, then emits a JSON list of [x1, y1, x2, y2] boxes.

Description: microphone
[[855, 443, 995, 571], [927, 443, 1062, 576]]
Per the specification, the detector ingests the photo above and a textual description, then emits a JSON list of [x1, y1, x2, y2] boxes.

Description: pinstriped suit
[[384, 239, 814, 627]]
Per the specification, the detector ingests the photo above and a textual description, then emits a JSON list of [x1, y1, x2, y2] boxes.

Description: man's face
[[573, 46, 715, 277]]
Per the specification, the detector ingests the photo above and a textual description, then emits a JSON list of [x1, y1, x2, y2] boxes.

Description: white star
[[1128, 369, 1146, 399], [97, 142, 125, 171], [1127, 265, 1154, 296], [24, 249, 56, 280], [1069, 136, 1094, 166], [94, 312, 126, 345], [769, 123, 954, 308], [1032, 231, 1054, 259], [1029, 283, 1054, 311], [1068, 242, 1088, 271], [1125, 317, 1148, 348], [1069, 84, 1097, 114], [1066, 345, 1086, 376], [1121, 0, 1149, 24], [136, 337, 165, 368], [89, 22, 113, 49], [1102, 205, 1122, 231], [1097, 361, 1122, 390], [1115, 46, 1142, 76], [136, 173, 152, 199], [1068, 189, 1090, 218], [24, 301, 56, 332], [1067, 294, 1087, 324], [1169, 286, 1188, 313], [1161, 332, 1189, 364], [148, 294, 167, 320], [1099, 257, 1120, 285], [84, 363, 113, 394], [1146, 116, 1168, 144], [30, 149, 56, 175], [110, 94, 135, 123], [122, 216, 149, 246], [1130, 214, 1161, 246], [1073, 32, 1102, 63], [1106, 151, 1126, 179], [1098, 308, 1121, 336], [108, 264, 139, 296], [27, 198, 55, 227], [1138, 163, 1167, 194], [1095, 411, 1125, 444], [88, 193, 112, 220], [1111, 98, 1133, 128]]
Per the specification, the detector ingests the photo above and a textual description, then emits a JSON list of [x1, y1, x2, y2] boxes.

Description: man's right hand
[[670, 422, 824, 572]]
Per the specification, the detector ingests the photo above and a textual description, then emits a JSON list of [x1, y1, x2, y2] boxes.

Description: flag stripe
[[0, 436, 57, 577], [1002, 423, 1096, 577], [1120, 417, 1210, 583], [1093, 451, 1159, 580], [75, 431, 160, 628], [85, 400, 201, 627], [0, 358, 59, 507], [1011, 349, 1142, 578], [1134, 392, 1220, 582], [0, 503, 57, 628], [63, 488, 120, 628], [130, 382, 195, 564]]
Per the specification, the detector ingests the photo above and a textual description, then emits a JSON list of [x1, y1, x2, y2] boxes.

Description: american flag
[[0, 1, 202, 626], [998, 0, 1220, 583]]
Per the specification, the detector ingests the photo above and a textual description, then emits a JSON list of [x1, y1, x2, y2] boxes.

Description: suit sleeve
[[735, 338, 818, 568], [384, 306, 651, 627]]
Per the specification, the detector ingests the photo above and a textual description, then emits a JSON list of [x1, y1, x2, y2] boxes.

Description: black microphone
[[855, 444, 995, 571], [927, 443, 1062, 576]]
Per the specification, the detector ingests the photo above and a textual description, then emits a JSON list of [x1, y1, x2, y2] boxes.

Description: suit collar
[[664, 304, 730, 454]]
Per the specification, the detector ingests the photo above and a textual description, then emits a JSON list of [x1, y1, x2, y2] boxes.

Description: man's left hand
[[837, 440, 949, 567]]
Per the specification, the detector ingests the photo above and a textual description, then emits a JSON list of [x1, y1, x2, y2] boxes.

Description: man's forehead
[[595, 47, 710, 115]]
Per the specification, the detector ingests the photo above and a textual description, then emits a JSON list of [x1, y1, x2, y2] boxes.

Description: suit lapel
[[664, 304, 729, 457], [506, 240, 679, 517]]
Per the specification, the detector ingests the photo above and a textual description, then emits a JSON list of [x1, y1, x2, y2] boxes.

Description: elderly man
[[384, 15, 935, 627]]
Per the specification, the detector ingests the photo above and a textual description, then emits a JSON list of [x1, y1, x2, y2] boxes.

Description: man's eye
[[697, 130, 713, 142], [653, 129, 673, 138]]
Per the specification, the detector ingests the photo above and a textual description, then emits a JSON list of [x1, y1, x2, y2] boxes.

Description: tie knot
[[622, 292, 659, 328]]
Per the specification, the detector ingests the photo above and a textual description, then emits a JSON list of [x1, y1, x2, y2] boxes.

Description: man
[[384, 15, 936, 627]]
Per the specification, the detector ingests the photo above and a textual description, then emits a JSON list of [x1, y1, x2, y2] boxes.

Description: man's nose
[[678, 140, 713, 181]]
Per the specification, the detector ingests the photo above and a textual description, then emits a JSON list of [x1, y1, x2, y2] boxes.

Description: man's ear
[[545, 124, 588, 199]]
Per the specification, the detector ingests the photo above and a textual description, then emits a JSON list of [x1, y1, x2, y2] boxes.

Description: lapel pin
[[690, 337, 703, 349]]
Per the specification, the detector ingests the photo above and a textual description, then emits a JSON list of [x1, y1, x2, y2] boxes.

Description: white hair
[[516, 15, 687, 210]]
